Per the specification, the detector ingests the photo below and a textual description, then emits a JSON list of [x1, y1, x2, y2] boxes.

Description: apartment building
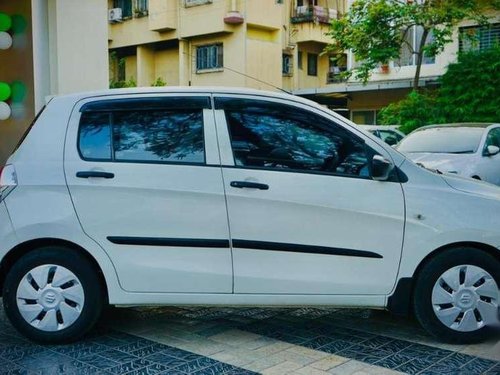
[[108, 0, 499, 124]]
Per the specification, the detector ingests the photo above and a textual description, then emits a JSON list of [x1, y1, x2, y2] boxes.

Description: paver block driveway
[[0, 301, 498, 374]]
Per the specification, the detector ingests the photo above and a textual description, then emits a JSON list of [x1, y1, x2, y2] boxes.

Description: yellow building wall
[[246, 40, 282, 91], [297, 43, 330, 90], [149, 0, 178, 31], [108, 7, 177, 48], [125, 55, 137, 81], [137, 46, 156, 86], [188, 30, 246, 87], [179, 0, 235, 38], [246, 0, 283, 30], [155, 49, 180, 86]]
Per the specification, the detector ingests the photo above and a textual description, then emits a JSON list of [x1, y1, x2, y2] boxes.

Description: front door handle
[[230, 181, 269, 190], [76, 171, 115, 179]]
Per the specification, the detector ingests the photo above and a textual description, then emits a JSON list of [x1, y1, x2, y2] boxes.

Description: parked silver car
[[397, 123, 500, 185]]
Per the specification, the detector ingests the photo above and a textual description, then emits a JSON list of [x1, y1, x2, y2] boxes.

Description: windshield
[[397, 127, 483, 154]]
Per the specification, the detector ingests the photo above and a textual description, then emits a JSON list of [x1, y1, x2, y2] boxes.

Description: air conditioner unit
[[108, 8, 123, 23]]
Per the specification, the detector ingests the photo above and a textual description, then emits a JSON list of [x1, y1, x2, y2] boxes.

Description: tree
[[326, 0, 496, 89], [379, 46, 500, 131], [378, 90, 443, 133], [438, 46, 500, 123]]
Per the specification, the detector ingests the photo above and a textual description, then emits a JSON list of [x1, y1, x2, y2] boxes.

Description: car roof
[[357, 125, 400, 130], [53, 86, 306, 104], [415, 123, 498, 131]]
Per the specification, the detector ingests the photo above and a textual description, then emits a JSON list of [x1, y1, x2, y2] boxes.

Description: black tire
[[413, 247, 500, 344], [2, 247, 103, 343]]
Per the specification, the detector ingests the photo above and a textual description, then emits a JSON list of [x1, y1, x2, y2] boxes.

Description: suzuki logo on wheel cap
[[460, 294, 471, 304], [44, 292, 56, 304]]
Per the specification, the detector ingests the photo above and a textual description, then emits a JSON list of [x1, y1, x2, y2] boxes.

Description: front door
[[64, 94, 232, 293], [214, 96, 405, 295]]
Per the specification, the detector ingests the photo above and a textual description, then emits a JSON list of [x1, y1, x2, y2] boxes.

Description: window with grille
[[113, 0, 132, 18], [459, 23, 500, 53], [136, 0, 148, 13], [282, 54, 293, 76], [196, 44, 223, 72], [185, 0, 213, 7]]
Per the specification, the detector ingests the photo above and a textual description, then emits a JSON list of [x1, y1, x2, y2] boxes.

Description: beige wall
[[179, 0, 235, 38], [246, 0, 283, 30], [125, 55, 137, 81], [246, 26, 282, 90], [155, 48, 180, 86], [189, 30, 246, 87], [149, 0, 178, 31], [296, 43, 329, 90], [137, 45, 155, 86], [48, 0, 108, 94]]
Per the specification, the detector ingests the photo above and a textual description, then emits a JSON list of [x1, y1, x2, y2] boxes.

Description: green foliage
[[379, 90, 444, 134], [439, 46, 500, 123], [379, 46, 500, 132], [151, 77, 167, 87], [109, 77, 137, 89], [326, 0, 495, 88]]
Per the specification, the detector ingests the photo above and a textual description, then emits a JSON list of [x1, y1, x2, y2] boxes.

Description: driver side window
[[224, 101, 370, 178], [486, 128, 500, 148]]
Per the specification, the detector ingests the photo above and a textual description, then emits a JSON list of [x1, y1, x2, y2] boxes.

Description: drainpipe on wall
[[224, 0, 244, 24]]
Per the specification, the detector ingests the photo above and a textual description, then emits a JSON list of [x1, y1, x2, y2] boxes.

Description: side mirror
[[484, 145, 500, 157], [371, 155, 394, 181]]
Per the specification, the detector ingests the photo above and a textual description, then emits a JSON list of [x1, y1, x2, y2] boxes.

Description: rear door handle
[[76, 171, 115, 179], [230, 181, 269, 190]]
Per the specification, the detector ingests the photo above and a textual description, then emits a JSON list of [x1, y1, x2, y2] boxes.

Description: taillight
[[0, 164, 17, 199]]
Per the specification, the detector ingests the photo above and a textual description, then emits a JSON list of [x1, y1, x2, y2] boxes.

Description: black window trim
[[77, 101, 209, 166]]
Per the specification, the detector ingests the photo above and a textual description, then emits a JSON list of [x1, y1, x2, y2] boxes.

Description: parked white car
[[397, 123, 500, 185], [358, 125, 405, 146], [0, 88, 499, 344]]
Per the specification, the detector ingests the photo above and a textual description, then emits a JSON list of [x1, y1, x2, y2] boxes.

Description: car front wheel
[[2, 247, 103, 343], [414, 247, 500, 343]]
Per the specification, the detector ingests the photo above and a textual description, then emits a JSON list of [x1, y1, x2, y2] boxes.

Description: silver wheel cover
[[16, 264, 85, 332], [432, 265, 499, 332]]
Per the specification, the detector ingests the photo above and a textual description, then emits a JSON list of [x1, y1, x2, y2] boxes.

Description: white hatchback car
[[397, 123, 500, 185], [0, 88, 499, 344]]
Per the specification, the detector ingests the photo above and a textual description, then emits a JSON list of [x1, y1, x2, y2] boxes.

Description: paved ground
[[0, 301, 499, 374]]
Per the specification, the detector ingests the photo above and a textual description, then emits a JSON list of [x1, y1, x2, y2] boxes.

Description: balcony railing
[[326, 70, 347, 84], [291, 6, 338, 24]]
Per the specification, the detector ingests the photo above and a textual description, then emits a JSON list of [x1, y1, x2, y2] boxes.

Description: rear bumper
[[0, 200, 17, 265]]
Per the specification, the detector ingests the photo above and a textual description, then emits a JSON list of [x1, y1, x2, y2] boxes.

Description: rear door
[[214, 96, 405, 295], [64, 94, 232, 293]]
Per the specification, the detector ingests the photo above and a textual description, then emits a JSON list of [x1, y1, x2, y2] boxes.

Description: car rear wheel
[[2, 247, 103, 343], [414, 247, 500, 343]]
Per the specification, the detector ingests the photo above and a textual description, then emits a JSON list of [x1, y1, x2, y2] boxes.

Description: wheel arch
[[388, 241, 500, 316], [0, 238, 109, 303]]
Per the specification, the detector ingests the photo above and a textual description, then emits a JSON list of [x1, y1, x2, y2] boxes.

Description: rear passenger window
[[113, 110, 204, 163], [78, 109, 205, 164], [79, 113, 112, 160]]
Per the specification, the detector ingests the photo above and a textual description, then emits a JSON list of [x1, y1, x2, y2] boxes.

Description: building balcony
[[291, 6, 338, 24], [326, 71, 348, 84]]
